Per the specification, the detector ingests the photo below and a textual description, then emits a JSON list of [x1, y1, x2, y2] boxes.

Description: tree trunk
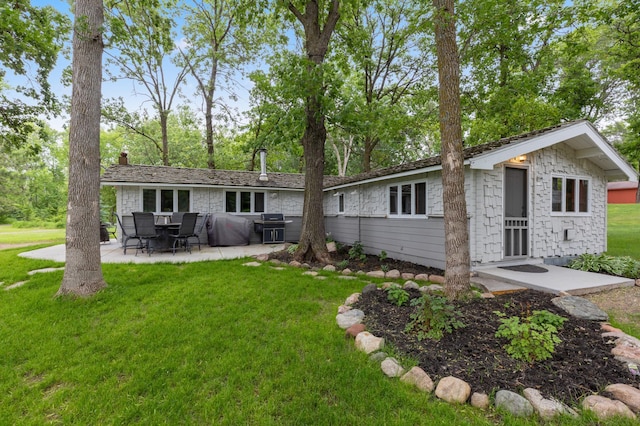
[[433, 0, 470, 300], [205, 96, 215, 169], [58, 0, 107, 297], [160, 110, 169, 166], [288, 0, 340, 264]]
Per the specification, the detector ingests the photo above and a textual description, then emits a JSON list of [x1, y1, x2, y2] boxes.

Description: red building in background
[[607, 181, 639, 203]]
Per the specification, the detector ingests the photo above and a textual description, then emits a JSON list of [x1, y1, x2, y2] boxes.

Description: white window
[[225, 190, 266, 213], [551, 176, 590, 214], [338, 193, 345, 214], [388, 181, 427, 216], [142, 188, 191, 212]]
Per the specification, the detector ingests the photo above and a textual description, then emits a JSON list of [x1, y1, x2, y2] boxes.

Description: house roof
[[101, 164, 347, 190], [102, 120, 637, 191], [325, 120, 638, 190], [607, 181, 639, 190]]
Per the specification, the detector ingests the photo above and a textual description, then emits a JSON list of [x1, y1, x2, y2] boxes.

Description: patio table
[[154, 223, 181, 251]]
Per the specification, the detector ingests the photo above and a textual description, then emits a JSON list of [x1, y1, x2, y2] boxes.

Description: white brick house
[[102, 120, 637, 269]]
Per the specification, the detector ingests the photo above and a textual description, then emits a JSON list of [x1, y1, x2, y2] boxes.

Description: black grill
[[254, 213, 286, 243]]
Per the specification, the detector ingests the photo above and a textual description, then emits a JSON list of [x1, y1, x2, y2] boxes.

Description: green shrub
[[405, 294, 465, 341], [494, 309, 567, 363], [348, 241, 366, 262], [386, 286, 410, 306], [337, 259, 349, 270], [568, 253, 640, 279], [287, 244, 298, 255]]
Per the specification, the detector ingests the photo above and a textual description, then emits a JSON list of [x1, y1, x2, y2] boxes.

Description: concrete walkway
[[472, 263, 636, 296], [19, 240, 286, 264]]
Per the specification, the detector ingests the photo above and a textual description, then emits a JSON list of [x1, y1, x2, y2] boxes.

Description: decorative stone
[[243, 261, 262, 267], [400, 366, 434, 393], [337, 305, 351, 314], [429, 274, 445, 284], [470, 392, 490, 409], [345, 293, 360, 305], [303, 271, 318, 276], [338, 275, 357, 280], [269, 259, 282, 265], [381, 282, 400, 290], [401, 273, 415, 280], [551, 295, 608, 321], [611, 345, 640, 364], [254, 254, 269, 261], [605, 383, 640, 413], [523, 388, 576, 419], [366, 270, 386, 278], [613, 333, 640, 349], [582, 395, 636, 420], [301, 263, 311, 269], [481, 292, 495, 299], [381, 357, 405, 378], [403, 281, 419, 290], [361, 283, 378, 295], [495, 390, 534, 417], [385, 269, 401, 279], [426, 284, 444, 292], [355, 332, 384, 354], [27, 267, 65, 275], [5, 281, 27, 290], [418, 286, 430, 293], [315, 276, 327, 280], [336, 309, 364, 329], [323, 264, 336, 272], [434, 376, 471, 404], [345, 323, 366, 339], [289, 260, 302, 267], [341, 268, 352, 275], [601, 323, 622, 333], [270, 266, 285, 271], [636, 278, 640, 287], [326, 241, 337, 252], [414, 274, 429, 281]]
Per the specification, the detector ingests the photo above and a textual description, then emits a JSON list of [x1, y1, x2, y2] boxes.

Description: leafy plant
[[378, 250, 387, 262], [568, 253, 640, 279], [337, 259, 349, 270], [386, 286, 410, 306], [494, 309, 567, 363], [348, 241, 367, 262], [405, 294, 465, 341], [381, 264, 389, 273], [287, 244, 299, 255]]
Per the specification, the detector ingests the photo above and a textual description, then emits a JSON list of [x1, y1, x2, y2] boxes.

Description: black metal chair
[[171, 212, 185, 224], [132, 212, 159, 256], [187, 213, 209, 251], [115, 213, 141, 255], [169, 212, 198, 255]]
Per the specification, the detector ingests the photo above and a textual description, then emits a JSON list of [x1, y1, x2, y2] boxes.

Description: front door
[[504, 167, 528, 258]]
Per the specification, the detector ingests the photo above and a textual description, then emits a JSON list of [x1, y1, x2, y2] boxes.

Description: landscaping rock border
[[337, 282, 640, 421]]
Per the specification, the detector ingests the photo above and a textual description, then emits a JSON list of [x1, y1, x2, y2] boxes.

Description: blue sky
[[23, 0, 256, 131]]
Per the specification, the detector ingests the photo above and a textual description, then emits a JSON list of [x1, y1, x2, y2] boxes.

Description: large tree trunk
[[433, 0, 470, 300], [58, 0, 107, 297], [288, 0, 340, 264], [160, 110, 169, 166]]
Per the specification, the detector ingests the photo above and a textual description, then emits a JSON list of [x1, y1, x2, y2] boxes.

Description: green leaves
[[405, 293, 465, 341], [494, 309, 567, 364], [569, 253, 640, 279]]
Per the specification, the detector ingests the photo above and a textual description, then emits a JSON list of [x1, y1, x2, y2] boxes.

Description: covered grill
[[254, 213, 286, 244]]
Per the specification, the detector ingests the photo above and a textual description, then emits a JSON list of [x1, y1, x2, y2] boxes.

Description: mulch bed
[[354, 288, 640, 405], [270, 246, 640, 406]]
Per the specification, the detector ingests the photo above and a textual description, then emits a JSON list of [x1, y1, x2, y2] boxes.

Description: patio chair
[[169, 212, 198, 255], [187, 213, 209, 251], [171, 212, 185, 224], [115, 213, 141, 255], [132, 212, 159, 256]]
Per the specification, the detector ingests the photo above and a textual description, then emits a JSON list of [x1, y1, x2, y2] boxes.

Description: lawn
[[606, 204, 640, 259], [0, 224, 65, 245], [0, 207, 638, 425]]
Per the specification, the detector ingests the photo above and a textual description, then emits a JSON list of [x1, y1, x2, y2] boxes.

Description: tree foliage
[[0, 1, 70, 149]]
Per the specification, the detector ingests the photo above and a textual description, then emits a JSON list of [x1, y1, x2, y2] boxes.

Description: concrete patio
[[19, 239, 286, 264]]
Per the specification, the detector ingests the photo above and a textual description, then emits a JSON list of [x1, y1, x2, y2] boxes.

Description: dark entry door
[[504, 167, 528, 258]]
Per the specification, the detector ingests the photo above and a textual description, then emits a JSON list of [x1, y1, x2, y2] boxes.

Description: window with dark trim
[[338, 193, 345, 214], [142, 188, 191, 212], [388, 181, 427, 216], [225, 190, 266, 213], [552, 176, 589, 214]]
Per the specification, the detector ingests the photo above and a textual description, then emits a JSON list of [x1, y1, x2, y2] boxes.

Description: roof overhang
[[100, 181, 305, 192], [469, 121, 638, 181]]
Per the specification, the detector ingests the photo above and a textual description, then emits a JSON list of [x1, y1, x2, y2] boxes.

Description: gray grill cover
[[207, 214, 251, 246]]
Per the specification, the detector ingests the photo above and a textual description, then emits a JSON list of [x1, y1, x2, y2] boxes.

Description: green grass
[[0, 224, 65, 245], [607, 204, 640, 259], [1, 211, 639, 425]]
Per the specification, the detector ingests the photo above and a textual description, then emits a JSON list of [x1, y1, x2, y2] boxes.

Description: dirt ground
[[585, 285, 640, 325]]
